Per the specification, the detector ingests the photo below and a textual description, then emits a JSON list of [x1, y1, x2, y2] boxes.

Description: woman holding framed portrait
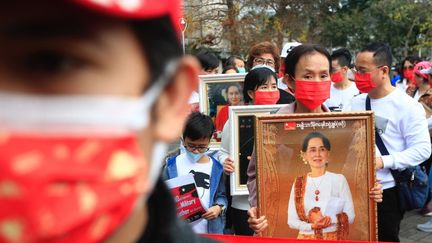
[[247, 44, 383, 235], [287, 131, 354, 240]]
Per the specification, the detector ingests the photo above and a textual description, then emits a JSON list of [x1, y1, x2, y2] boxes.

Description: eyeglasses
[[352, 65, 384, 75], [184, 144, 210, 153], [253, 58, 275, 67], [403, 65, 414, 70]]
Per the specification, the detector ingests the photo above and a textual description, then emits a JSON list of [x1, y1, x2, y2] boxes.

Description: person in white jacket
[[345, 42, 431, 242]]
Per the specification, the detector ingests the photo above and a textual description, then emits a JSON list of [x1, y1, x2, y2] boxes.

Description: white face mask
[[0, 61, 178, 199], [251, 64, 276, 73]]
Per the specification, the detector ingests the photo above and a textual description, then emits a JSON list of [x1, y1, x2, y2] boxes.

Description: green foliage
[[320, 0, 432, 61], [184, 0, 432, 61]]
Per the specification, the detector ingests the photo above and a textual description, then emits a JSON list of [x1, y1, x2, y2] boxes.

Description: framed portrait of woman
[[255, 112, 377, 241], [199, 73, 246, 147], [228, 104, 285, 195]]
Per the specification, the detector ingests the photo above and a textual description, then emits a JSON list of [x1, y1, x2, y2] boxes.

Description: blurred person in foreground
[[0, 1, 217, 242]]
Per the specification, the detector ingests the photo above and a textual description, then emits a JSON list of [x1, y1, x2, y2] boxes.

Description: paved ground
[[400, 210, 432, 242]]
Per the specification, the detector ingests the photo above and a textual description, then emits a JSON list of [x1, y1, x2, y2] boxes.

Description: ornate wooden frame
[[255, 112, 377, 241]]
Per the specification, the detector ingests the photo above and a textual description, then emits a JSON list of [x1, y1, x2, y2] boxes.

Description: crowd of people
[[175, 40, 432, 242], [0, 0, 431, 243]]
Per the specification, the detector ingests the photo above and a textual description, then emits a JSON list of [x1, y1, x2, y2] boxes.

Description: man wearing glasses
[[344, 43, 431, 242]]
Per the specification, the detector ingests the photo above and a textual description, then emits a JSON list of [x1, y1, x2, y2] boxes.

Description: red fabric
[[205, 234, 398, 243], [73, 0, 182, 33], [403, 70, 415, 85], [0, 132, 147, 242], [254, 90, 280, 105], [295, 80, 330, 110], [215, 106, 229, 132], [330, 72, 343, 83], [354, 73, 376, 93]]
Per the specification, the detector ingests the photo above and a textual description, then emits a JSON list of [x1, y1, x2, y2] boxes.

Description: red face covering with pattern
[[295, 80, 330, 110], [0, 132, 147, 242]]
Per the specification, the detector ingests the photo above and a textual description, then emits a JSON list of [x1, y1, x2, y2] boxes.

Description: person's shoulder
[[351, 93, 367, 101], [209, 155, 223, 169], [346, 93, 367, 110], [348, 83, 360, 93], [276, 103, 295, 114], [392, 89, 424, 109], [169, 153, 188, 166]]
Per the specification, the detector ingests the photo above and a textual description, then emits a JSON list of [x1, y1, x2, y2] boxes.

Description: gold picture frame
[[255, 112, 377, 241]]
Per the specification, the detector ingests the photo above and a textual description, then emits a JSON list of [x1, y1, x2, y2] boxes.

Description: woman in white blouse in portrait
[[287, 131, 354, 240]]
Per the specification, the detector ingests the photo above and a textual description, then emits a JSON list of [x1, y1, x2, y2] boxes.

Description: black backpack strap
[[365, 95, 399, 180]]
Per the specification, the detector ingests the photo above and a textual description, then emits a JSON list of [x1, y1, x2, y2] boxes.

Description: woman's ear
[[284, 74, 296, 92], [152, 56, 200, 142]]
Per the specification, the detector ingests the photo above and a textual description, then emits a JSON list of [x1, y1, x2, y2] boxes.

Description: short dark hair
[[284, 44, 331, 77], [246, 42, 281, 72], [360, 42, 392, 69], [301, 132, 331, 152], [225, 55, 243, 68], [243, 67, 278, 103], [183, 112, 215, 140], [131, 16, 182, 85], [331, 48, 352, 68], [196, 49, 220, 70]]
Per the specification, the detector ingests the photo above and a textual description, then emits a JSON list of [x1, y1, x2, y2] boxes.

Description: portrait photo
[[199, 73, 246, 145], [255, 112, 377, 241]]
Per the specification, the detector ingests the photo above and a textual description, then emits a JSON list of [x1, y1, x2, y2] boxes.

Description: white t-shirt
[[344, 89, 431, 189], [176, 153, 213, 234], [287, 172, 355, 235], [324, 82, 359, 111]]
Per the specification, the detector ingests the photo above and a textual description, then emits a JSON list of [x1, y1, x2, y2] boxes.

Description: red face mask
[[331, 72, 344, 83], [254, 90, 280, 105], [295, 80, 330, 110], [0, 133, 147, 242], [355, 73, 377, 93], [0, 83, 170, 242], [403, 69, 414, 83]]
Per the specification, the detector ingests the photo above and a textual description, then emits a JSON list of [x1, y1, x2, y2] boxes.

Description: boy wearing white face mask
[[165, 112, 227, 234]]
